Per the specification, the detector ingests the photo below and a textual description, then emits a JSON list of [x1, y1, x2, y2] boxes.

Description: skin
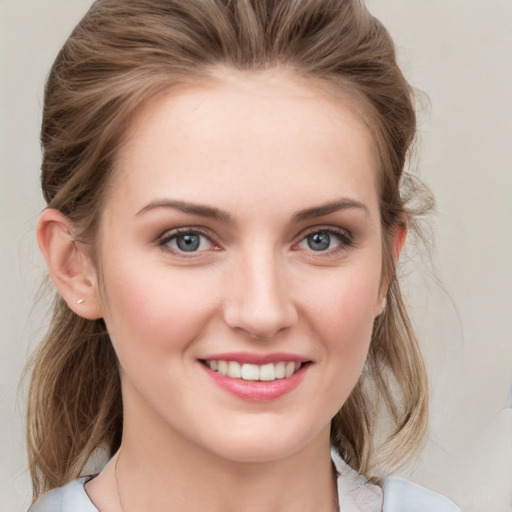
[[37, 68, 404, 512]]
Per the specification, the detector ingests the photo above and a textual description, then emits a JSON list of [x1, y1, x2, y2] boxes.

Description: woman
[[27, 0, 460, 510]]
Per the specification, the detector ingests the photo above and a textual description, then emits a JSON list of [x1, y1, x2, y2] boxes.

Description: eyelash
[[294, 226, 354, 255], [157, 227, 217, 256], [156, 226, 354, 256]]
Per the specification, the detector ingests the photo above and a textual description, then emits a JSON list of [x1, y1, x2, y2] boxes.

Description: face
[[94, 69, 387, 463]]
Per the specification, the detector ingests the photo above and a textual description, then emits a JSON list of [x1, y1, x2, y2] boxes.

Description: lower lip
[[200, 363, 308, 401]]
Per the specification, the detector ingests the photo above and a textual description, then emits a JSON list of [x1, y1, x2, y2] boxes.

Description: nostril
[[223, 302, 297, 340]]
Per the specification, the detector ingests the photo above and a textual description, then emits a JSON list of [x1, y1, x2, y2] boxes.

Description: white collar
[[332, 451, 383, 512]]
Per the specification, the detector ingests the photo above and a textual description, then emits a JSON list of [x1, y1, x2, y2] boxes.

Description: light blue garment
[[332, 454, 461, 512], [29, 477, 98, 512], [382, 477, 461, 512], [29, 459, 461, 512]]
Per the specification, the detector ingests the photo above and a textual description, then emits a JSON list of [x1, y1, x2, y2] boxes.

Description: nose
[[223, 249, 298, 340]]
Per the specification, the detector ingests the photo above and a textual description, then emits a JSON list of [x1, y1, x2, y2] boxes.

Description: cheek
[[304, 264, 380, 329], [99, 258, 218, 362], [299, 262, 380, 368]]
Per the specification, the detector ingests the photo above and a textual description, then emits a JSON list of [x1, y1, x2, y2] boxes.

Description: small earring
[[77, 298, 85, 304]]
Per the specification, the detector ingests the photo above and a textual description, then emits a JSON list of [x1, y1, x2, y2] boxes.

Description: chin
[[197, 422, 328, 465]]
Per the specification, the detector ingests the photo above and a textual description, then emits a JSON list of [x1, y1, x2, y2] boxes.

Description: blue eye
[[160, 230, 213, 253], [307, 232, 331, 251], [175, 233, 202, 252], [297, 229, 351, 252]]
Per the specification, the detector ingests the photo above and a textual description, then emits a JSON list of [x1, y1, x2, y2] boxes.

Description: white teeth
[[275, 362, 285, 379], [205, 359, 303, 381], [241, 363, 260, 381], [217, 360, 228, 376], [285, 361, 295, 378], [259, 363, 275, 381], [227, 361, 242, 378]]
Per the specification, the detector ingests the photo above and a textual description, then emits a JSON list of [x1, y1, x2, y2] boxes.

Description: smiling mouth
[[202, 360, 307, 382]]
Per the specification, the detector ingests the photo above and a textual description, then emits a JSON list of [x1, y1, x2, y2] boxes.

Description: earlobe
[[36, 208, 103, 320]]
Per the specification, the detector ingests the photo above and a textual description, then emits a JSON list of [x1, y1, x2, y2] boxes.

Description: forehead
[[110, 69, 380, 219]]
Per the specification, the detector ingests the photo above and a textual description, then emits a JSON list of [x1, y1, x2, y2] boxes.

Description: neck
[[116, 427, 337, 512]]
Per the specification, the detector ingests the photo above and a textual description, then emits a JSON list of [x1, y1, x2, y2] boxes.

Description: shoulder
[[382, 476, 461, 512], [28, 477, 99, 512], [332, 451, 460, 512]]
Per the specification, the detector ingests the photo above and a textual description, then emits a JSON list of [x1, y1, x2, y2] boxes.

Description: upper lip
[[199, 352, 310, 365]]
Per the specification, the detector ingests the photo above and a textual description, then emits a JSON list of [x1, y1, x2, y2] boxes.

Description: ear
[[376, 221, 407, 317], [390, 221, 407, 265], [36, 208, 103, 320]]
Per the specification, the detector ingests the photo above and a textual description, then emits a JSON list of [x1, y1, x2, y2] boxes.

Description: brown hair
[[28, 0, 429, 499]]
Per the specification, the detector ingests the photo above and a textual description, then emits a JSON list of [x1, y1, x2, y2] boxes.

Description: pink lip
[[200, 352, 308, 365], [199, 360, 310, 401]]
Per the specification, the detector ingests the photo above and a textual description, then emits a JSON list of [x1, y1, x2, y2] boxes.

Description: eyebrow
[[291, 198, 369, 222], [136, 199, 232, 223], [136, 197, 368, 223]]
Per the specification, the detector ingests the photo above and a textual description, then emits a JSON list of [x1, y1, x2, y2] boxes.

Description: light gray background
[[1, 1, 511, 511]]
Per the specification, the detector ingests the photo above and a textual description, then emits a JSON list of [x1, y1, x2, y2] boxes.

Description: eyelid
[[293, 225, 354, 252], [157, 226, 220, 254], [155, 225, 354, 256]]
